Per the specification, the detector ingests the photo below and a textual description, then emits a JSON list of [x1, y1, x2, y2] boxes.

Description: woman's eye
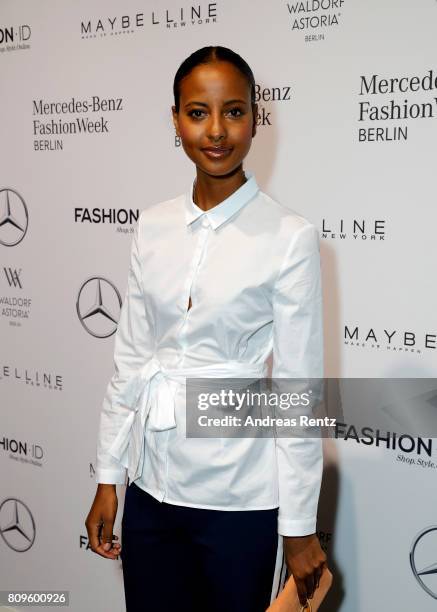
[[188, 109, 206, 119], [227, 107, 244, 118]]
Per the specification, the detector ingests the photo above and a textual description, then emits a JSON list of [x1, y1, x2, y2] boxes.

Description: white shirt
[[95, 169, 324, 537]]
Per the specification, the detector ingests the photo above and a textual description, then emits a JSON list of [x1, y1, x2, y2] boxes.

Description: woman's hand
[[85, 484, 121, 560], [283, 533, 327, 607]]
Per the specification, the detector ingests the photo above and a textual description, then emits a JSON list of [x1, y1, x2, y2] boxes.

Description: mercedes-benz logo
[[76, 276, 122, 338], [410, 525, 437, 599], [0, 498, 36, 552], [0, 188, 29, 247]]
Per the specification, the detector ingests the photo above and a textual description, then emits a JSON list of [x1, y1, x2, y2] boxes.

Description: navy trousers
[[121, 482, 279, 612]]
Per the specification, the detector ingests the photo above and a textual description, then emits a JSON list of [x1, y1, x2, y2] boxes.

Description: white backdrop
[[1, 1, 436, 610]]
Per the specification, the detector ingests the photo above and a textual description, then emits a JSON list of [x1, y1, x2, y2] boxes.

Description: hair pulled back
[[173, 45, 256, 113]]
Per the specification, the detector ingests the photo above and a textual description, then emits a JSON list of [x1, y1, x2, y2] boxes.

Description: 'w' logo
[[3, 267, 22, 288]]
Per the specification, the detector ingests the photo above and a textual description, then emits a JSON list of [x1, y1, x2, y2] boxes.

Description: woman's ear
[[252, 103, 258, 137], [171, 105, 180, 137]]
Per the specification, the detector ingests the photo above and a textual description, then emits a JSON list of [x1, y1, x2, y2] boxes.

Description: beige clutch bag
[[266, 566, 333, 612]]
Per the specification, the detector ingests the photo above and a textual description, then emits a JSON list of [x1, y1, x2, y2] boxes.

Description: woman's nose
[[207, 112, 226, 141]]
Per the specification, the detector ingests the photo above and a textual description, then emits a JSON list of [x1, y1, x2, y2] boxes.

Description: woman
[[85, 45, 327, 612]]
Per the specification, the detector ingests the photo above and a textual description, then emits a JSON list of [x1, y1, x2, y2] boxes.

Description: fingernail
[[103, 543, 111, 551]]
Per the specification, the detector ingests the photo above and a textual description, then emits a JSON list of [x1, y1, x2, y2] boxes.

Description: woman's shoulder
[[254, 188, 316, 234], [137, 190, 186, 229]]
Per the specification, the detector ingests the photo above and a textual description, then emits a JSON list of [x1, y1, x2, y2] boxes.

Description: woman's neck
[[193, 167, 247, 211]]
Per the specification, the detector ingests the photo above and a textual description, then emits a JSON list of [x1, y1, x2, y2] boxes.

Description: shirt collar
[[185, 170, 259, 230]]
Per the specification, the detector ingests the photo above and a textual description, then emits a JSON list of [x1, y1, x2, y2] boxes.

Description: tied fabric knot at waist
[[107, 356, 268, 482]]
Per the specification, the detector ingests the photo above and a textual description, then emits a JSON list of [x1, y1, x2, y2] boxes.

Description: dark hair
[[173, 45, 256, 113]]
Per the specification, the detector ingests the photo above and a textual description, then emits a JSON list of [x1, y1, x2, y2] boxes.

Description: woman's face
[[172, 61, 257, 178]]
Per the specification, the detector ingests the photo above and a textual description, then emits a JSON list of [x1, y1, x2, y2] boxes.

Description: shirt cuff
[[278, 515, 317, 537], [95, 467, 127, 485]]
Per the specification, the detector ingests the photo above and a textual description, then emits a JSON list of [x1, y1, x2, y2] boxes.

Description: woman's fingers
[[304, 571, 315, 600], [86, 519, 102, 553], [294, 576, 309, 607], [85, 515, 121, 559]]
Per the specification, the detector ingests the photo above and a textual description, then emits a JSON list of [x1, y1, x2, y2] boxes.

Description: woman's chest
[[139, 222, 282, 319]]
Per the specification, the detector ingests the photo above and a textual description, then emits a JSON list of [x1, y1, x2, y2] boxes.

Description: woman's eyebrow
[[223, 99, 247, 105], [184, 98, 247, 109]]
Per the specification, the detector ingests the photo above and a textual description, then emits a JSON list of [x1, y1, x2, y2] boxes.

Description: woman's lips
[[201, 147, 233, 159]]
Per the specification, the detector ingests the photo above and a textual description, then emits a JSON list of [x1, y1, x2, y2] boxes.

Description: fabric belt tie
[[107, 356, 268, 482]]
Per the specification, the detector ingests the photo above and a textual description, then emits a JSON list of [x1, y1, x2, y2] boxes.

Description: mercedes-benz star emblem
[[410, 525, 437, 599], [0, 188, 29, 247], [76, 276, 122, 338], [0, 498, 36, 552]]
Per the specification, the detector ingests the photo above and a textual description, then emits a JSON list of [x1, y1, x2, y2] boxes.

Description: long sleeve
[[272, 222, 324, 536], [95, 214, 155, 484]]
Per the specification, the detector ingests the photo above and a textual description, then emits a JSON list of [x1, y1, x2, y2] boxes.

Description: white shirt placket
[[145, 213, 212, 500], [177, 213, 211, 362]]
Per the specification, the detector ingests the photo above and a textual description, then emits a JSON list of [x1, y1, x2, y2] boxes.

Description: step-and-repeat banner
[[1, 1, 436, 610]]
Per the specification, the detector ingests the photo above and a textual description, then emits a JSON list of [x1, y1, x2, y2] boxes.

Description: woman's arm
[[271, 222, 327, 605], [95, 213, 155, 484], [86, 214, 155, 559]]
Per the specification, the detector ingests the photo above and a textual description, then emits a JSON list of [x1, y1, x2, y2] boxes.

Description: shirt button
[[201, 215, 209, 228]]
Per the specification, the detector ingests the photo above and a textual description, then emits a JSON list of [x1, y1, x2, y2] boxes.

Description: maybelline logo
[[0, 365, 63, 391], [76, 277, 122, 338], [357, 69, 437, 143], [322, 218, 386, 240], [0, 436, 44, 467], [152, 3, 217, 28], [32, 96, 124, 152], [0, 24, 31, 53], [74, 207, 138, 228], [0, 498, 36, 552], [0, 188, 29, 247], [344, 325, 436, 354], [335, 422, 433, 458], [1, 268, 32, 324], [80, 3, 217, 37], [286, 0, 344, 35]]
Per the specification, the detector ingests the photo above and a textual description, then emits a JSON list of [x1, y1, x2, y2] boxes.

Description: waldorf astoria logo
[[284, 0, 346, 42], [357, 69, 437, 143], [0, 24, 31, 53], [1, 267, 33, 326], [344, 324, 436, 354], [80, 3, 217, 38]]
